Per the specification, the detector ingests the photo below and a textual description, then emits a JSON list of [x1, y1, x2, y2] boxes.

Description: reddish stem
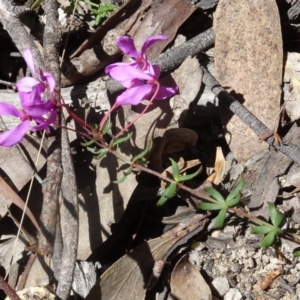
[[114, 82, 160, 139], [0, 276, 20, 300], [99, 102, 119, 132]]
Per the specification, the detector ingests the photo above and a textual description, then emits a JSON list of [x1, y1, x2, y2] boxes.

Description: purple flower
[[109, 62, 178, 105], [105, 35, 168, 73], [0, 49, 57, 147]]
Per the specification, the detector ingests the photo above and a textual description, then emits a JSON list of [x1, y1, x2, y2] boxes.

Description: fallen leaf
[[150, 128, 198, 172], [207, 147, 225, 185], [214, 0, 283, 164], [170, 256, 212, 300], [0, 176, 40, 234], [86, 214, 208, 300], [0, 235, 26, 275]]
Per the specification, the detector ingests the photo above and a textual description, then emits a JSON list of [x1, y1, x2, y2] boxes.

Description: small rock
[[212, 277, 230, 296], [224, 288, 242, 300]]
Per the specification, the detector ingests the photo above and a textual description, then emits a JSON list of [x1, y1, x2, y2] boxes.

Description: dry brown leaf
[[0, 235, 26, 275], [129, 0, 196, 60], [0, 138, 45, 190], [86, 215, 207, 300], [150, 128, 198, 172], [284, 52, 300, 121], [207, 147, 225, 185], [0, 176, 40, 234], [214, 0, 283, 164], [170, 256, 212, 300]]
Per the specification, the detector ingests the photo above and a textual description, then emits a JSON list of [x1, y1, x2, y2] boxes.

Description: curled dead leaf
[[170, 255, 212, 300], [150, 128, 198, 172], [207, 147, 226, 185], [86, 214, 208, 300]]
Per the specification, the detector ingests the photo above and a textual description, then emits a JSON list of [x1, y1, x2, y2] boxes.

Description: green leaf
[[204, 187, 225, 203], [214, 208, 227, 228], [102, 119, 112, 135], [176, 167, 201, 182], [81, 140, 95, 147], [113, 175, 127, 184], [268, 202, 284, 228], [64, 5, 74, 13], [132, 141, 153, 163], [226, 177, 244, 202], [157, 183, 177, 206], [170, 158, 180, 181], [106, 3, 116, 10], [225, 194, 241, 207], [198, 202, 224, 211], [251, 226, 273, 235], [86, 147, 101, 154], [261, 231, 276, 249], [95, 149, 108, 160], [293, 250, 300, 257], [95, 14, 102, 26], [110, 133, 132, 147], [124, 166, 133, 176], [31, 0, 44, 9]]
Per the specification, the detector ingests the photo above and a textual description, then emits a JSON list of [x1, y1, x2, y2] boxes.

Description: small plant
[[198, 177, 244, 228], [113, 141, 153, 184], [251, 203, 284, 249], [157, 158, 201, 206], [89, 2, 115, 26], [63, 0, 116, 26]]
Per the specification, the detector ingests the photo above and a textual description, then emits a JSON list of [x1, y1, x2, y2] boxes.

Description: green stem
[[84, 0, 98, 7]]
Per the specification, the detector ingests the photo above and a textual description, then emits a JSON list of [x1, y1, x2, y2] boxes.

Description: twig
[[201, 66, 300, 167], [38, 0, 63, 257], [56, 112, 79, 299], [0, 0, 44, 70], [0, 276, 20, 300], [17, 253, 37, 291], [42, 1, 78, 299]]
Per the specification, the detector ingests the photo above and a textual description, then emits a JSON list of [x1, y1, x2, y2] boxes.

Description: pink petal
[[105, 61, 136, 74], [23, 49, 36, 77], [32, 109, 58, 131], [16, 77, 40, 93], [41, 72, 56, 95], [109, 65, 152, 84], [147, 64, 161, 78], [0, 102, 22, 117], [155, 86, 179, 100], [141, 35, 168, 54], [19, 85, 44, 108], [24, 101, 55, 118], [0, 120, 30, 147], [116, 83, 153, 105], [117, 36, 140, 59]]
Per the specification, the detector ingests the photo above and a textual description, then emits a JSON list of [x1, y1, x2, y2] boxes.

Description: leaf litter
[[0, 0, 300, 300]]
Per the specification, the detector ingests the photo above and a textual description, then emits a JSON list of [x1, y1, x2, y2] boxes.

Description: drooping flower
[[108, 62, 178, 106], [105, 35, 168, 73], [0, 49, 58, 147]]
